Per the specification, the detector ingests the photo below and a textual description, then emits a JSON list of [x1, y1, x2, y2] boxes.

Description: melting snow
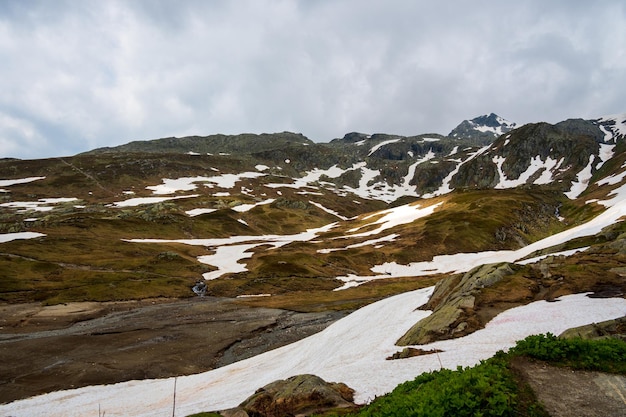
[[309, 201, 349, 220], [231, 199, 275, 213], [185, 208, 217, 217], [368, 138, 401, 156], [565, 155, 595, 199], [127, 224, 338, 280], [0, 198, 79, 212], [318, 234, 398, 254], [596, 143, 615, 169], [147, 173, 266, 195], [493, 155, 561, 189], [345, 202, 442, 239], [0, 231, 46, 243], [0, 176, 46, 187], [517, 247, 589, 265], [423, 145, 491, 198], [337, 184, 626, 287], [111, 195, 199, 207], [598, 113, 626, 139], [3, 289, 624, 417]]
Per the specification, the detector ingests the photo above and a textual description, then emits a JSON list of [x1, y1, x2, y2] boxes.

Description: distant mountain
[[449, 113, 516, 143], [84, 131, 315, 155]]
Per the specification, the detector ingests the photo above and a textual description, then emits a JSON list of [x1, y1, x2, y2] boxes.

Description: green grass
[[319, 334, 626, 417]]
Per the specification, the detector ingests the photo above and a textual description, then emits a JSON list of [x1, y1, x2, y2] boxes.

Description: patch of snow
[[296, 190, 324, 196], [345, 202, 442, 238], [231, 199, 275, 213], [127, 223, 338, 280], [236, 294, 271, 298], [255, 164, 270, 171], [147, 173, 266, 195], [122, 191, 135, 195], [4, 289, 624, 416], [0, 176, 46, 187], [423, 145, 491, 198], [185, 208, 217, 217], [200, 244, 259, 280], [493, 155, 560, 189], [422, 137, 440, 142], [213, 192, 230, 197], [565, 155, 595, 199], [368, 138, 401, 156], [187, 151, 200, 155], [596, 168, 626, 187], [110, 195, 199, 208], [0, 231, 46, 243], [318, 234, 398, 254], [517, 247, 589, 265], [447, 146, 459, 156], [596, 143, 615, 169], [1, 198, 79, 212], [237, 219, 249, 226], [598, 113, 626, 139], [309, 201, 349, 220]]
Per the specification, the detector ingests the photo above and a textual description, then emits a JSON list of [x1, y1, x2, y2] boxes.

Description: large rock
[[559, 316, 626, 341], [397, 263, 518, 345], [220, 374, 355, 417]]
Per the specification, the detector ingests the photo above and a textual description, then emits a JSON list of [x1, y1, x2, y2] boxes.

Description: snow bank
[[2, 289, 624, 417], [0, 231, 46, 243]]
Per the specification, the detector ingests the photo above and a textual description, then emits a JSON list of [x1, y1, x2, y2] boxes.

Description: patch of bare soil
[[511, 357, 626, 417], [0, 297, 347, 404]]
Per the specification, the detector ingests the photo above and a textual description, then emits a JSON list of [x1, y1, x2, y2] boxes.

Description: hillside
[[0, 112, 625, 415]]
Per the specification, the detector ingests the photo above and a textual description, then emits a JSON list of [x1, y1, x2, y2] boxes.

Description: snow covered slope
[[2, 290, 624, 416]]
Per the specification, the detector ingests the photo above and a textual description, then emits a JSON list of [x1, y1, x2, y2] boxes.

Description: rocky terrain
[[0, 297, 347, 404], [0, 112, 625, 415]]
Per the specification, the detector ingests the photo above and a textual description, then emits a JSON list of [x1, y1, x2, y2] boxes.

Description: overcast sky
[[1, 0, 625, 159]]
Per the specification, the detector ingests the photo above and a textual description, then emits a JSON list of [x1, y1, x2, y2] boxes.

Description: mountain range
[[0, 111, 625, 416]]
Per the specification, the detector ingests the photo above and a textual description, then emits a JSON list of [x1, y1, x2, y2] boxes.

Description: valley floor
[[0, 297, 346, 404]]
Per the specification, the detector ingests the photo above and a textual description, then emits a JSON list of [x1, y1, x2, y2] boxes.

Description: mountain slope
[[1, 111, 626, 414]]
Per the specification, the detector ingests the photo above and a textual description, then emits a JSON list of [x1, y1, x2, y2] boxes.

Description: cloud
[[0, 0, 624, 159]]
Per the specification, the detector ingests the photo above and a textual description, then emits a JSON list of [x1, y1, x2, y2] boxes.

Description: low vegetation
[[316, 334, 626, 417]]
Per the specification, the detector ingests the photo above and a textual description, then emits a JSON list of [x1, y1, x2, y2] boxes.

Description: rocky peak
[[449, 113, 516, 143]]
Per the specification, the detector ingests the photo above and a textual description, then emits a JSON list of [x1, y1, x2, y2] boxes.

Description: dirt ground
[[511, 357, 626, 416], [0, 297, 347, 404]]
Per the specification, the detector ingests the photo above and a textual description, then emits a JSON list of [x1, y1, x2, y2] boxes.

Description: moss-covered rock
[[218, 374, 355, 417], [560, 317, 626, 341], [397, 263, 518, 345]]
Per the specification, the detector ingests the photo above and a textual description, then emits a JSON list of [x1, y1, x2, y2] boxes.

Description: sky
[[0, 0, 625, 160]]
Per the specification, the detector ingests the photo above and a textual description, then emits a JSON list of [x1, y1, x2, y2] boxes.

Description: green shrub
[[323, 333, 626, 417], [510, 333, 626, 373]]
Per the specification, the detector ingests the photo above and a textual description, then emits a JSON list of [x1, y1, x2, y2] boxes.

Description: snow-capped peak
[[449, 113, 516, 140]]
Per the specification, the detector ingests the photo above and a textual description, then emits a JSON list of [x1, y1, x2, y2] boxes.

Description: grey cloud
[[0, 0, 624, 159]]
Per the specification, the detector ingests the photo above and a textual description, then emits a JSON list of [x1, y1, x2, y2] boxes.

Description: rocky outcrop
[[219, 374, 355, 417], [397, 263, 519, 345], [559, 317, 626, 341]]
